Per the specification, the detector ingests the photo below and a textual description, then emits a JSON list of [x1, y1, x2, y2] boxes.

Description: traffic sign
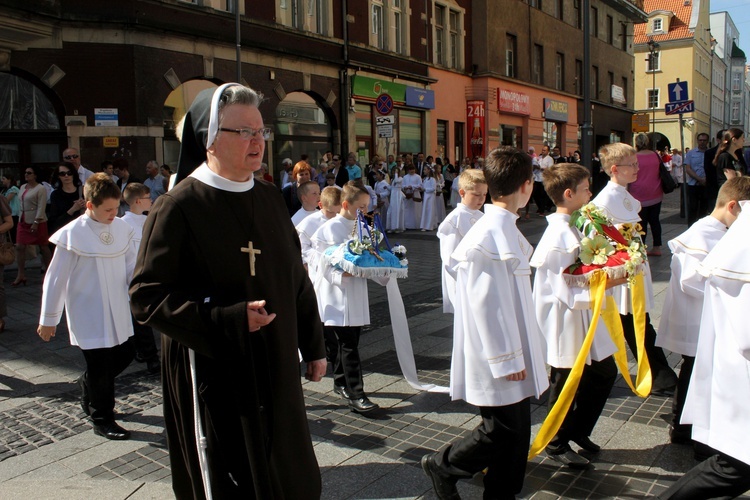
[[665, 100, 694, 115], [631, 113, 650, 133], [668, 81, 689, 103], [377, 124, 393, 138], [375, 115, 395, 125], [376, 94, 394, 115]]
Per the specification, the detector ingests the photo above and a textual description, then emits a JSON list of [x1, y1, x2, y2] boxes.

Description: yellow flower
[[580, 235, 616, 266]]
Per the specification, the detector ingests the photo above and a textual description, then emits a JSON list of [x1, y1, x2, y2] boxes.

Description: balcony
[[598, 0, 647, 23]]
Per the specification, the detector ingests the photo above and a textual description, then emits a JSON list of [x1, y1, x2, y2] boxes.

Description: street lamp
[[647, 37, 660, 141]]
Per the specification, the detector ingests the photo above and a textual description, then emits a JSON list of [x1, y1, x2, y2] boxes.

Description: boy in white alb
[[38, 174, 137, 440], [296, 186, 341, 280], [311, 182, 381, 414], [291, 180, 321, 226], [591, 143, 678, 395], [436, 169, 486, 313], [121, 183, 160, 374], [402, 165, 423, 229], [532, 164, 623, 468], [656, 177, 750, 444], [658, 199, 750, 499], [422, 147, 548, 500]]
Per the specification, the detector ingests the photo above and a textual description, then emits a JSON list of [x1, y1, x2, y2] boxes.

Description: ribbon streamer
[[528, 271, 651, 459]]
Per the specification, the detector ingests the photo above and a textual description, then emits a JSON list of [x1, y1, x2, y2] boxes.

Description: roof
[[732, 41, 746, 59], [634, 0, 694, 45]]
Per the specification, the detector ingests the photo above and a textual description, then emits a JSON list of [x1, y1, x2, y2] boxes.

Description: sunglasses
[[63, 154, 79, 160], [58, 171, 74, 177], [24, 171, 34, 175]]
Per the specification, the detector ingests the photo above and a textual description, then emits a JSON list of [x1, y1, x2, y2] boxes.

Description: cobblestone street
[[0, 192, 747, 499]]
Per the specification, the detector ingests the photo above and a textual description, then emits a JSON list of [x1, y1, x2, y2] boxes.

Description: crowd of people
[[1, 80, 748, 499]]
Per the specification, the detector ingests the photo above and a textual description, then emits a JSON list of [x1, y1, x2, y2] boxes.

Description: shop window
[[437, 120, 448, 160], [399, 110, 422, 154], [543, 121, 558, 149], [454, 122, 464, 163], [355, 103, 373, 138], [0, 73, 60, 130]]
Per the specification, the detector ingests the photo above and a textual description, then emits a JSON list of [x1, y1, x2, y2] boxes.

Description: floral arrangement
[[324, 212, 408, 279], [564, 203, 646, 287]]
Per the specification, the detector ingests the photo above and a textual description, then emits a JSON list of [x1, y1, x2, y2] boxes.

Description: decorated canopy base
[[325, 241, 408, 279]]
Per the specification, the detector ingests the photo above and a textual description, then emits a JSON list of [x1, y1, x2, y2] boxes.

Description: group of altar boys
[[291, 143, 750, 498]]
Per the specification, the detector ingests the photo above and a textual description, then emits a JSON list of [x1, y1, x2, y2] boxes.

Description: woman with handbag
[[1, 174, 20, 244], [0, 195, 14, 331], [631, 133, 665, 257], [48, 162, 86, 235], [13, 165, 53, 286]]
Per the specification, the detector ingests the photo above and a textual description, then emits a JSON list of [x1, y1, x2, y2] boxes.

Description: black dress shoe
[[669, 426, 692, 445], [146, 358, 161, 374], [333, 385, 352, 399], [546, 445, 591, 469], [421, 453, 460, 500], [572, 436, 601, 453], [651, 386, 676, 398], [93, 421, 131, 440], [77, 374, 90, 416], [347, 396, 380, 413]]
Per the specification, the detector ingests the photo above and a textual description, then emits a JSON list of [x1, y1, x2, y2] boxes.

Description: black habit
[[130, 174, 325, 499]]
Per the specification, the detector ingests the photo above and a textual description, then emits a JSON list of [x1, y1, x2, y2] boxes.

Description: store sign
[[94, 108, 118, 127], [497, 89, 530, 115], [632, 113, 650, 133], [466, 100, 486, 159], [543, 99, 568, 122], [352, 76, 406, 102], [611, 85, 626, 105], [405, 87, 435, 109], [103, 137, 119, 148]]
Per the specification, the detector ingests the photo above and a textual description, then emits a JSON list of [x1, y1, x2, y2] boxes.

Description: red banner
[[467, 100, 485, 159]]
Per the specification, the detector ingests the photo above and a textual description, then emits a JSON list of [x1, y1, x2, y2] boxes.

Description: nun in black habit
[[130, 83, 327, 499]]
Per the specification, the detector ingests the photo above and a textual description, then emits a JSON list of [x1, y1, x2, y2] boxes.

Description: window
[[555, 0, 563, 20], [399, 110, 422, 153], [543, 121, 557, 148], [733, 72, 742, 92], [278, 0, 331, 36], [647, 51, 660, 72], [622, 76, 628, 105], [592, 65, 599, 99], [529, 0, 541, 8], [506, 34, 517, 78], [369, 0, 409, 54], [621, 23, 627, 51], [555, 53, 565, 91], [575, 59, 583, 95], [433, 2, 464, 69], [731, 101, 740, 122], [532, 44, 543, 85], [591, 7, 598, 37], [653, 18, 662, 32], [606, 15, 613, 44], [437, 120, 448, 160], [608, 71, 614, 103], [573, 1, 581, 29], [648, 88, 660, 108]]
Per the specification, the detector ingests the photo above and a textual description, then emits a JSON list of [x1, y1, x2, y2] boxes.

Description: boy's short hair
[[598, 143, 637, 175], [341, 181, 370, 205], [296, 180, 319, 200], [542, 163, 590, 205], [84, 172, 121, 206], [320, 186, 342, 208], [457, 169, 487, 192], [716, 176, 750, 207], [123, 182, 151, 206], [325, 173, 335, 180], [484, 146, 533, 200]]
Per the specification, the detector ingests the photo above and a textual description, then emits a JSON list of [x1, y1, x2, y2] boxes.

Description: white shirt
[[121, 211, 148, 247], [530, 213, 616, 367], [40, 215, 136, 349], [296, 211, 328, 276], [449, 204, 548, 407], [436, 203, 482, 313], [656, 215, 727, 357], [78, 166, 94, 185], [682, 201, 750, 466], [291, 207, 317, 227]]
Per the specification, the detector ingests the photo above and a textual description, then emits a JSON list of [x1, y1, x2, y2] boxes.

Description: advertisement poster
[[466, 100, 485, 159]]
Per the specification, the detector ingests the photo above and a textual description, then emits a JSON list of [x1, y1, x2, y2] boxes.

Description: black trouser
[[620, 313, 677, 392], [324, 326, 364, 398], [547, 357, 617, 451], [638, 202, 663, 247], [533, 181, 553, 213], [686, 185, 708, 227], [435, 400, 530, 500], [672, 355, 695, 432], [80, 339, 135, 423], [132, 316, 158, 362], [658, 453, 750, 500]]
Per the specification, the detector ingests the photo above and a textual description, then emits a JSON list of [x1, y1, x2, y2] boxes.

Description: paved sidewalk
[[0, 191, 747, 499]]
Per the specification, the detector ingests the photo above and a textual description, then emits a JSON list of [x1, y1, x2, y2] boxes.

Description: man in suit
[[415, 152, 427, 177]]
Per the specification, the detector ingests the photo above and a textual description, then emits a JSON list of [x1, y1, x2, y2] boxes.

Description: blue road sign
[[376, 94, 394, 115], [668, 81, 689, 103], [665, 100, 694, 115]]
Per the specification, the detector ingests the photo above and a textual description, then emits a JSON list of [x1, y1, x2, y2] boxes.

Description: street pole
[[647, 38, 660, 143], [235, 0, 241, 82], [581, 0, 593, 173]]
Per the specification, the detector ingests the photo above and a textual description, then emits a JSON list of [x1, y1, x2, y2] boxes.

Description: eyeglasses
[[24, 171, 34, 175], [218, 127, 271, 140], [58, 171, 74, 177], [63, 154, 79, 160], [616, 162, 639, 169], [139, 196, 151, 201], [332, 158, 341, 162]]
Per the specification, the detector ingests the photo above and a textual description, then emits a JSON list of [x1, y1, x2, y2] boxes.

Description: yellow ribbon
[[528, 271, 652, 459]]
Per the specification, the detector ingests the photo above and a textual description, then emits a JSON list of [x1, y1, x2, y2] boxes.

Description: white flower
[[399, 259, 408, 267], [392, 245, 406, 255]]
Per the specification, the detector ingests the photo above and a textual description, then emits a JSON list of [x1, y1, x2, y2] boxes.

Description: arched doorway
[[162, 79, 218, 169], [0, 71, 66, 184], [273, 92, 334, 181]]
